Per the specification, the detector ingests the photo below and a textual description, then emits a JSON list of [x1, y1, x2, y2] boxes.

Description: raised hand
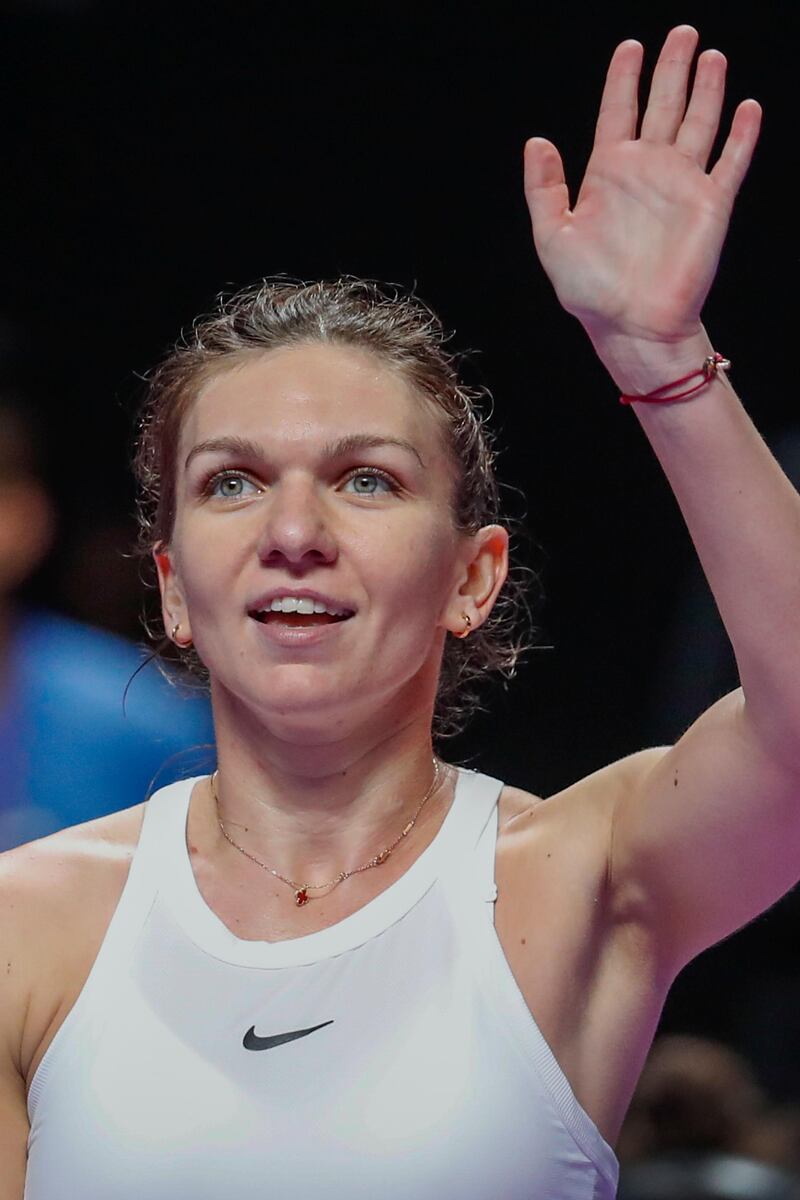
[[523, 26, 761, 350]]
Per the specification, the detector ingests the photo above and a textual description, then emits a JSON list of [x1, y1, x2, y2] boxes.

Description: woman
[[2, 24, 797, 1200]]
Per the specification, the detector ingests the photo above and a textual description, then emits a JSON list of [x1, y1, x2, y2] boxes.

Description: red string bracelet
[[619, 353, 731, 405]]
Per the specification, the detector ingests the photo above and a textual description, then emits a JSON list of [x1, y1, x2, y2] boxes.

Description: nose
[[255, 475, 338, 569]]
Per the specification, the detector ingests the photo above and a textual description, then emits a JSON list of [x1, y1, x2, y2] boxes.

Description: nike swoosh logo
[[243, 1020, 334, 1051]]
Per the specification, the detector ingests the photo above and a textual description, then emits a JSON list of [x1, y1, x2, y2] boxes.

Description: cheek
[[169, 525, 237, 618], [368, 524, 458, 618]]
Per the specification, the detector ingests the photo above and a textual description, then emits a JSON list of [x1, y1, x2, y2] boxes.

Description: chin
[[212, 672, 351, 726]]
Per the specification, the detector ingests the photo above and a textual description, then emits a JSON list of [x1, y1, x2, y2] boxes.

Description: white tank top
[[25, 766, 619, 1199]]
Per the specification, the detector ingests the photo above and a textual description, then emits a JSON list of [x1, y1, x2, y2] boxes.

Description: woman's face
[[155, 342, 507, 741]]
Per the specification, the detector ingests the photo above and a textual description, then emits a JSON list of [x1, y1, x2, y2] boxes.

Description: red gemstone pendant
[[295, 888, 309, 906]]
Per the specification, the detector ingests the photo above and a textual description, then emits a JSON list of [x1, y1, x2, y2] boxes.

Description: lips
[[249, 606, 353, 647]]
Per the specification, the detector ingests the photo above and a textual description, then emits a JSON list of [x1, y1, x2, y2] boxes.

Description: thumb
[[523, 137, 571, 243]]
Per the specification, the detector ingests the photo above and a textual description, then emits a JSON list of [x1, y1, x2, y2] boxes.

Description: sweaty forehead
[[179, 343, 448, 463]]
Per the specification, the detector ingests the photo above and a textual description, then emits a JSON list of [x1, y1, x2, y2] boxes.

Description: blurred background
[[1, 0, 798, 1186]]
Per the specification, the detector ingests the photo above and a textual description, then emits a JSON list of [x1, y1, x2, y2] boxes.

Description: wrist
[[588, 326, 714, 396]]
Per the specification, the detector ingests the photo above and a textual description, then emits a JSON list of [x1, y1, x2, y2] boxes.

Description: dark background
[[2, 0, 798, 1098]]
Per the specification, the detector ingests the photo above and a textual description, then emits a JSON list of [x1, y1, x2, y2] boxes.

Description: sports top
[[25, 766, 619, 1199]]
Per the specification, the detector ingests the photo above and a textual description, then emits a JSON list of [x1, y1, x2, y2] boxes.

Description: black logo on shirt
[[243, 1020, 334, 1051]]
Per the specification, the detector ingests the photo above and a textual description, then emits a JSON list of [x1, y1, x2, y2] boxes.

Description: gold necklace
[[211, 757, 443, 907]]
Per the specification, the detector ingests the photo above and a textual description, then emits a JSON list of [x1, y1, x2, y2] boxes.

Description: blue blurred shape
[[0, 610, 215, 851]]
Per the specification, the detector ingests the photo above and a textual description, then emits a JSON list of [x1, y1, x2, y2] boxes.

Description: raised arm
[[524, 26, 800, 973]]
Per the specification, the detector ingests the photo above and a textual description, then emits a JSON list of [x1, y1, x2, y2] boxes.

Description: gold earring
[[455, 613, 472, 639], [171, 622, 192, 648]]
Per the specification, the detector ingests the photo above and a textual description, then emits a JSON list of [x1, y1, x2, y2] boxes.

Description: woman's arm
[[524, 25, 800, 972]]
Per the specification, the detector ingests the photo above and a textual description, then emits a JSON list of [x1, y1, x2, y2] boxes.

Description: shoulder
[[0, 806, 146, 1072], [497, 747, 671, 861], [497, 783, 545, 831], [0, 803, 147, 908]]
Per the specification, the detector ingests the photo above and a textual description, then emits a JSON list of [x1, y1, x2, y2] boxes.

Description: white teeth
[[263, 596, 349, 617]]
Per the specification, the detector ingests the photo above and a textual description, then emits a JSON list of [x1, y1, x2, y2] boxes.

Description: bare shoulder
[[558, 745, 671, 811], [499, 746, 672, 865], [0, 802, 146, 900], [0, 805, 146, 1075], [497, 782, 545, 830]]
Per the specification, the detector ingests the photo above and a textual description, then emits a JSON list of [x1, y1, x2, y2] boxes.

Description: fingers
[[593, 39, 643, 147], [710, 99, 763, 198], [523, 138, 571, 238], [674, 49, 727, 169], [594, 24, 760, 188], [640, 25, 699, 143]]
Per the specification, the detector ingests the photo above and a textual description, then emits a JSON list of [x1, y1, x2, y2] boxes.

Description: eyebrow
[[183, 432, 427, 472]]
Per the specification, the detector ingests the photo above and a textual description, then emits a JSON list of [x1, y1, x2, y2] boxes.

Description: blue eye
[[342, 470, 397, 496], [202, 467, 398, 501], [208, 471, 259, 499]]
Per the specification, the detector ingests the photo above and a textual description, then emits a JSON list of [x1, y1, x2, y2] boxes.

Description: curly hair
[[132, 277, 539, 743]]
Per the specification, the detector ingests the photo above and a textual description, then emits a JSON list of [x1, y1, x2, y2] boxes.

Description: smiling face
[[154, 341, 507, 745]]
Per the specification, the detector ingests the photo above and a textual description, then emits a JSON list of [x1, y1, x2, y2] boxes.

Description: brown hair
[[132, 277, 539, 742]]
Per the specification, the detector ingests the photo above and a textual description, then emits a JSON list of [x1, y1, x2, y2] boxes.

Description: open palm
[[524, 27, 762, 344]]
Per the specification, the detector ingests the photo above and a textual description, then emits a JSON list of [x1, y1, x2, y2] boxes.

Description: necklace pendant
[[295, 888, 310, 907]]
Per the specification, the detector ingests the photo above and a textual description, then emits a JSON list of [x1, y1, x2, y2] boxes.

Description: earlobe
[[169, 621, 193, 649], [453, 612, 473, 639]]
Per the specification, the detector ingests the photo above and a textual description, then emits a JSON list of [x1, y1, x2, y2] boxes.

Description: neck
[[204, 692, 451, 888]]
